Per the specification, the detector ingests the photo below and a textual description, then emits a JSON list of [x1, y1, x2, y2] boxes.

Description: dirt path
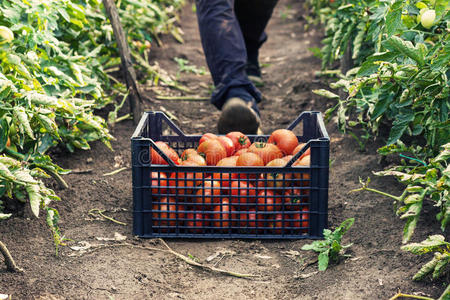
[[0, 0, 446, 299]]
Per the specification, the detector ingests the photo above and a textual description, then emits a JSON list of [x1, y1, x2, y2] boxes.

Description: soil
[[0, 0, 447, 299]]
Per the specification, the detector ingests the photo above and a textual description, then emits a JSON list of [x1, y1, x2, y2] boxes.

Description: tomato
[[212, 201, 236, 230], [214, 156, 239, 188], [225, 131, 251, 151], [6, 137, 11, 148], [292, 143, 310, 162], [152, 197, 185, 230], [248, 142, 283, 165], [300, 206, 309, 233], [180, 148, 197, 161], [180, 149, 206, 166], [186, 212, 208, 233], [420, 9, 435, 28], [216, 155, 238, 167], [168, 168, 203, 196], [150, 172, 168, 195], [0, 26, 14, 44], [292, 155, 311, 186], [217, 136, 235, 157], [262, 158, 292, 188], [282, 187, 304, 210], [256, 190, 276, 212], [151, 141, 180, 165], [230, 181, 256, 208], [271, 213, 284, 234], [282, 155, 293, 162], [236, 152, 264, 167], [267, 129, 298, 155], [194, 179, 221, 208], [235, 152, 264, 179], [199, 133, 218, 145], [238, 209, 265, 233], [290, 207, 309, 233], [197, 139, 227, 166], [234, 148, 249, 156]]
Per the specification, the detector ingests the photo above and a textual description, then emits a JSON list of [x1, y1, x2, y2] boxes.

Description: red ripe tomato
[[199, 133, 218, 145], [197, 139, 227, 166], [212, 200, 236, 230], [186, 212, 208, 233], [238, 209, 265, 233], [216, 156, 238, 167], [292, 155, 311, 186], [150, 172, 168, 195], [282, 187, 304, 210], [234, 148, 249, 156], [225, 131, 251, 151], [214, 156, 239, 188], [152, 197, 184, 229], [235, 152, 264, 179], [236, 152, 264, 167], [151, 141, 180, 165], [194, 180, 221, 208], [217, 136, 235, 157], [168, 168, 203, 196], [300, 206, 309, 233], [248, 142, 283, 165], [271, 213, 284, 234], [292, 143, 311, 161], [263, 158, 292, 188], [256, 190, 276, 212], [230, 181, 256, 208], [267, 129, 298, 155], [180, 149, 207, 166]]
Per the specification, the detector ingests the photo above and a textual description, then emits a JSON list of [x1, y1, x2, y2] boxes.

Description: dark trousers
[[195, 0, 278, 109]]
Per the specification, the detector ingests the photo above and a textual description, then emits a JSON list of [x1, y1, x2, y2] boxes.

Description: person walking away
[[195, 0, 279, 134]]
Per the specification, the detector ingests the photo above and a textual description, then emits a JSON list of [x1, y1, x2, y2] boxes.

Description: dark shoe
[[246, 62, 264, 87], [218, 97, 261, 134]]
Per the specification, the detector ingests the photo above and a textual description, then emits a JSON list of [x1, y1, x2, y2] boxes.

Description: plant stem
[[103, 167, 129, 176], [88, 209, 126, 226], [114, 113, 131, 123], [351, 186, 405, 202], [0, 240, 23, 272], [46, 169, 69, 189], [389, 293, 434, 300]]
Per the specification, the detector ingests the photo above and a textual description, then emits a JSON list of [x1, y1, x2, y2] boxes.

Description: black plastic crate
[[131, 111, 329, 239]]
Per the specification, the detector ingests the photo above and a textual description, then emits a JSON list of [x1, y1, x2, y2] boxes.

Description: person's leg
[[235, 0, 278, 85], [195, 0, 262, 133]]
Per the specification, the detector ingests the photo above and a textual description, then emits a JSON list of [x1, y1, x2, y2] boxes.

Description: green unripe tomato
[[0, 26, 14, 44], [415, 2, 428, 9], [416, 8, 429, 23], [420, 9, 436, 29]]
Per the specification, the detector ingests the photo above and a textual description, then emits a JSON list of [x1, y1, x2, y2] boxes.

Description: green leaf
[[402, 215, 419, 243], [387, 113, 415, 145], [318, 250, 330, 271], [383, 36, 425, 67], [385, 1, 403, 37], [401, 235, 449, 254]]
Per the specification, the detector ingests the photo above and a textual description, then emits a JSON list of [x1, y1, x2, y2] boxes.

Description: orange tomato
[[151, 141, 180, 165], [197, 139, 227, 166], [248, 142, 283, 165], [267, 129, 298, 155]]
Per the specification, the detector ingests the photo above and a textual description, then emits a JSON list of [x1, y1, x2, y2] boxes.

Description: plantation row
[[0, 0, 184, 248], [309, 0, 449, 294]]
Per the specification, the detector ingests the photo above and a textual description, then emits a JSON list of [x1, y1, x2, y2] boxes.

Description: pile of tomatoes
[[149, 129, 311, 234]]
